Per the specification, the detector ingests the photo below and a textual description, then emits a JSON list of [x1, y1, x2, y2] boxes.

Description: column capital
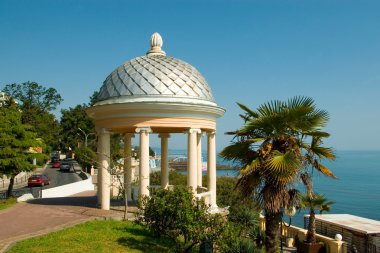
[[207, 130, 216, 137], [136, 127, 152, 134], [158, 133, 171, 138], [187, 128, 201, 134]]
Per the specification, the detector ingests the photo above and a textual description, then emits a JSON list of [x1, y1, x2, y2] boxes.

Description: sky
[[1, 0, 379, 151]]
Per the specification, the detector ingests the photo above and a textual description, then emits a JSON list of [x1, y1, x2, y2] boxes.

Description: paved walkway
[[0, 190, 137, 253]]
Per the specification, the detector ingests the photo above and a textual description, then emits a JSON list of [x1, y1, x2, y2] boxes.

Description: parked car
[[51, 160, 61, 168], [28, 174, 50, 187], [60, 160, 73, 172]]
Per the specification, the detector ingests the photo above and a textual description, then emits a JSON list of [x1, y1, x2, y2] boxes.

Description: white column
[[124, 133, 134, 201], [96, 131, 103, 206], [207, 131, 217, 209], [136, 127, 152, 198], [187, 128, 201, 193], [159, 133, 170, 189], [197, 132, 203, 187], [98, 128, 111, 210]]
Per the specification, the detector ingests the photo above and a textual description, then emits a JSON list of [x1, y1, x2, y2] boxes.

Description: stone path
[[0, 190, 136, 253]]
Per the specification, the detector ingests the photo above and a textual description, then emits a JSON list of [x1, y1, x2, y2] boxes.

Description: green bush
[[148, 170, 263, 251], [138, 186, 225, 253]]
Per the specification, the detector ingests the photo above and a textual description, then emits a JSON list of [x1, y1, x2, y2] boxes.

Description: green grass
[[0, 197, 17, 211], [7, 220, 175, 253]]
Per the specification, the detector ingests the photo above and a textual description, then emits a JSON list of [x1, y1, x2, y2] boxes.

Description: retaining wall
[[42, 173, 94, 198]]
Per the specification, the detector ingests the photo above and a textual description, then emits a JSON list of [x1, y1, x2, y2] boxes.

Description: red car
[[28, 174, 50, 187], [51, 161, 61, 168]]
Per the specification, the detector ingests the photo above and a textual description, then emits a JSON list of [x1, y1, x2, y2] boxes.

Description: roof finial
[[147, 32, 166, 56]]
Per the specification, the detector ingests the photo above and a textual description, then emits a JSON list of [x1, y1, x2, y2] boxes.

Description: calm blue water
[[164, 149, 380, 226], [216, 150, 380, 226]]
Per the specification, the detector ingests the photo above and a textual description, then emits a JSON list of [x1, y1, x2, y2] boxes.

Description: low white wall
[[42, 175, 94, 198]]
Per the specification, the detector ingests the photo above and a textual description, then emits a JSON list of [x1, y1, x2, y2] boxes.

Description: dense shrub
[[148, 170, 264, 252], [138, 186, 225, 253]]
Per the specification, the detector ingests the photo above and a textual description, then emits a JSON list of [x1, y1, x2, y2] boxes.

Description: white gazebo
[[86, 33, 225, 210]]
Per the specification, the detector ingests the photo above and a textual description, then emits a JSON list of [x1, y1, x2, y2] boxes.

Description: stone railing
[[259, 215, 347, 253]]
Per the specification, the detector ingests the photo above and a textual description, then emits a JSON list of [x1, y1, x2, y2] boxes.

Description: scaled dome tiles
[[95, 33, 216, 106], [97, 55, 214, 103]]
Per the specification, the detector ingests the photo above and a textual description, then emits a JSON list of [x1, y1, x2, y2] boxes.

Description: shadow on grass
[[117, 225, 174, 252], [117, 237, 173, 253], [115, 226, 151, 237]]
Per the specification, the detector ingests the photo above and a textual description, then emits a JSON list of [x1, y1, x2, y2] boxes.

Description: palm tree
[[299, 193, 334, 244], [220, 96, 336, 253]]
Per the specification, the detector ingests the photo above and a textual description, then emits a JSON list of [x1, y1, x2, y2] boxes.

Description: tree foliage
[[138, 186, 225, 253], [60, 104, 95, 151], [0, 104, 37, 197], [3, 82, 62, 149], [220, 96, 336, 253], [3, 82, 63, 112], [75, 146, 97, 172]]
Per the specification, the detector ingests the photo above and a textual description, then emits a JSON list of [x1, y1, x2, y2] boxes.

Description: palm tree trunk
[[265, 210, 282, 253], [306, 209, 316, 243], [6, 176, 15, 199]]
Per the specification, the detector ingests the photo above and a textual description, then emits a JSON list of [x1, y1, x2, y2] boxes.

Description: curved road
[[43, 160, 83, 189], [0, 160, 83, 198]]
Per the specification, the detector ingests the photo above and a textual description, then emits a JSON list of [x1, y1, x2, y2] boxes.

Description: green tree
[[3, 82, 63, 149], [89, 91, 99, 106], [75, 146, 97, 173], [299, 193, 334, 244], [220, 96, 336, 253], [3, 82, 63, 112], [138, 186, 225, 253], [0, 105, 37, 197], [60, 104, 95, 151]]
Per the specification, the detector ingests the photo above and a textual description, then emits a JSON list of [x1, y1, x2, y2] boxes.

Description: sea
[[161, 149, 380, 227]]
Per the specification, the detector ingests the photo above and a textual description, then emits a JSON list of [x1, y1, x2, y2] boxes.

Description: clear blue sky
[[1, 0, 379, 151]]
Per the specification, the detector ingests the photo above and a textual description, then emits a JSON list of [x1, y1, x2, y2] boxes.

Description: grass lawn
[[7, 220, 175, 253], [0, 197, 16, 211]]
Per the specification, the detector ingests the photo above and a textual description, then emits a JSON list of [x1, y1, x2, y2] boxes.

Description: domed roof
[[96, 33, 215, 105]]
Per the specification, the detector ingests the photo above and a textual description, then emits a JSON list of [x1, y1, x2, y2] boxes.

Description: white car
[[60, 160, 73, 172]]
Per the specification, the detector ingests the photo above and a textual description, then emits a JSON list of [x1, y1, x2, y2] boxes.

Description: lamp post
[[281, 206, 297, 252], [78, 128, 95, 147]]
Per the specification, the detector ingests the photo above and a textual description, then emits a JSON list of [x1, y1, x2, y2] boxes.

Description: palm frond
[[287, 96, 314, 109], [237, 103, 259, 118], [311, 146, 336, 160], [236, 170, 262, 198], [257, 99, 284, 116], [314, 163, 337, 179], [219, 142, 253, 163], [266, 151, 302, 182], [240, 158, 262, 175], [304, 131, 330, 138], [246, 137, 265, 143]]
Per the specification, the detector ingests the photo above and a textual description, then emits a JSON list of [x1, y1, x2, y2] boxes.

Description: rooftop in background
[[314, 214, 380, 235]]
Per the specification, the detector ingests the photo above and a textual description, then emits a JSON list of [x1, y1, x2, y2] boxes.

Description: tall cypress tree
[[0, 104, 37, 198]]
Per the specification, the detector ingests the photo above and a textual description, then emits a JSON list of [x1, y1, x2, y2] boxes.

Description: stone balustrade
[[259, 215, 347, 253]]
